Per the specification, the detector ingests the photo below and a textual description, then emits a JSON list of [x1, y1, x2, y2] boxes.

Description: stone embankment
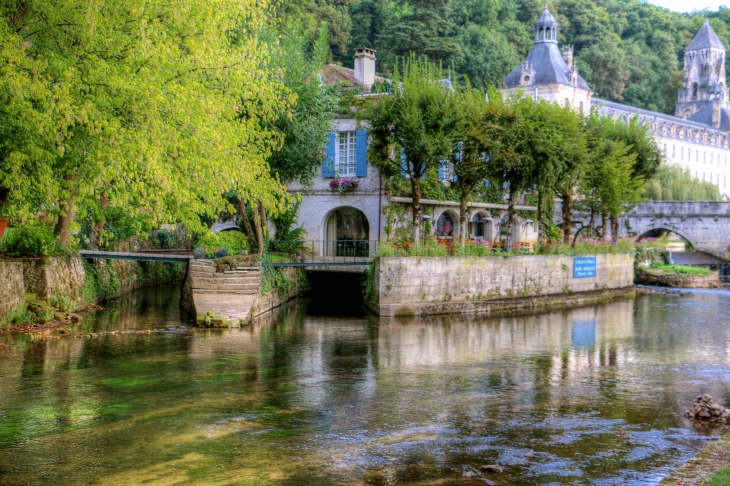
[[636, 267, 724, 289], [181, 260, 261, 327], [370, 254, 635, 317]]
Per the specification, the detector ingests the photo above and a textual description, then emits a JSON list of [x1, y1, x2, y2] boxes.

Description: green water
[[1, 285, 730, 485]]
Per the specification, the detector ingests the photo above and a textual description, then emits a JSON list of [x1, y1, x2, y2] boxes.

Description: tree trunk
[[54, 198, 75, 249], [459, 188, 470, 248], [561, 193, 573, 245], [253, 203, 264, 257], [610, 215, 620, 243], [0, 187, 9, 208], [411, 178, 421, 244], [601, 212, 609, 242], [237, 198, 256, 244], [92, 193, 108, 247], [507, 186, 516, 249], [259, 203, 267, 241]]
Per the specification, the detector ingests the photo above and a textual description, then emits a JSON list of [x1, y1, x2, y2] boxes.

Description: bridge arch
[[634, 226, 695, 250]]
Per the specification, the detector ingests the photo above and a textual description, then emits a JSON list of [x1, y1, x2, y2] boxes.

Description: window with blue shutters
[[355, 130, 368, 177], [337, 131, 357, 176], [322, 132, 336, 177]]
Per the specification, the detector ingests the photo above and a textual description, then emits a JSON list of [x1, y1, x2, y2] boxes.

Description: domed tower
[[502, 5, 592, 114], [677, 19, 729, 119]]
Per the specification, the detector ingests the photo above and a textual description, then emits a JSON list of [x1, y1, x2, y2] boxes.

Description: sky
[[647, 0, 728, 12]]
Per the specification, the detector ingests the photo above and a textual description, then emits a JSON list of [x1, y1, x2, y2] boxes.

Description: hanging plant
[[329, 178, 359, 193]]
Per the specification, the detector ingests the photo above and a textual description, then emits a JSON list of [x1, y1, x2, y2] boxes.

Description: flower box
[[329, 178, 359, 193]]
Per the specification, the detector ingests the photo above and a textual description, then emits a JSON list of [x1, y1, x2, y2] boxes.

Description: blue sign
[[573, 257, 597, 278]]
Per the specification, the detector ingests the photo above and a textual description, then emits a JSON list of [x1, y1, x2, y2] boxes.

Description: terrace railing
[[266, 240, 376, 267]]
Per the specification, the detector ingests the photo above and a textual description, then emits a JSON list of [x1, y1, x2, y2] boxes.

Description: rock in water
[[479, 465, 503, 474]]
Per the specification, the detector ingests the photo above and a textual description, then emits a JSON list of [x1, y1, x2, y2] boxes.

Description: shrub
[[193, 247, 206, 259], [50, 293, 76, 312], [648, 262, 711, 275], [0, 223, 61, 257], [195, 231, 249, 257]]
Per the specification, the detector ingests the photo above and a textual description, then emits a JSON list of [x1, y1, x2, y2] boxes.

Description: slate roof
[[687, 19, 725, 51], [592, 98, 713, 129], [503, 42, 591, 90], [536, 8, 558, 27], [689, 103, 730, 130]]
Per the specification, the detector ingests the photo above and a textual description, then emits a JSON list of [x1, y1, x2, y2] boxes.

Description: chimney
[[354, 48, 377, 87], [562, 45, 574, 69]]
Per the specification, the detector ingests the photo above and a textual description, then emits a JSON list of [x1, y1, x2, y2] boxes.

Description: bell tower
[[677, 19, 728, 118]]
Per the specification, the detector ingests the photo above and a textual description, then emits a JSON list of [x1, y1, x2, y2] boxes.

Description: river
[[0, 284, 729, 485]]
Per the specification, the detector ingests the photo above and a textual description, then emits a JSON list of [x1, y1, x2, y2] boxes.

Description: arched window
[[692, 83, 699, 101]]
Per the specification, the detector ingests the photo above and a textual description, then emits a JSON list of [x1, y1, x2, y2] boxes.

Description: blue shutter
[[438, 164, 445, 182], [401, 149, 408, 178], [323, 132, 336, 178], [355, 130, 368, 177]]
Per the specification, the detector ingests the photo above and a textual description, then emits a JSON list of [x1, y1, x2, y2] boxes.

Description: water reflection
[[0, 287, 729, 484]]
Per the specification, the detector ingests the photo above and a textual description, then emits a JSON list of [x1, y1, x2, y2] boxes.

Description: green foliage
[[703, 465, 730, 486], [644, 164, 722, 201], [375, 239, 450, 258], [0, 223, 61, 257], [0, 0, 289, 247], [265, 23, 338, 186], [82, 262, 122, 302], [50, 293, 76, 313], [278, 0, 716, 115], [195, 231, 250, 258], [647, 262, 712, 275]]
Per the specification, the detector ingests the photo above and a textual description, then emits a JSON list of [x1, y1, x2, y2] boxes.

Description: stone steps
[[192, 283, 260, 292], [193, 276, 261, 285], [190, 271, 259, 280], [193, 289, 259, 296]]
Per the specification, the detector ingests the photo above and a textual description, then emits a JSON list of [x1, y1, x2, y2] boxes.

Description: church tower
[[676, 19, 728, 119], [502, 6, 592, 115]]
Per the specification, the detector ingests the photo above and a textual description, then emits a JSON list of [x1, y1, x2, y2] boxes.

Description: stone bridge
[[560, 202, 730, 259]]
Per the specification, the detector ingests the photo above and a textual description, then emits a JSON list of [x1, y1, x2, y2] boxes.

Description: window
[[579, 101, 584, 114], [681, 147, 684, 160], [337, 131, 357, 176], [704, 152, 707, 163], [673, 145, 676, 158]]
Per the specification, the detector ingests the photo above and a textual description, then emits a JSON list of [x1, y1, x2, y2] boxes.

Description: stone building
[[286, 49, 538, 254], [505, 7, 730, 199]]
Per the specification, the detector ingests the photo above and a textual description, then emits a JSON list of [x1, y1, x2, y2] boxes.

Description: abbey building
[[504, 8, 730, 199]]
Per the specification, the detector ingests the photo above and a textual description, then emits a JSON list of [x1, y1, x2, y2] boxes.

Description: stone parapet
[[373, 254, 635, 317]]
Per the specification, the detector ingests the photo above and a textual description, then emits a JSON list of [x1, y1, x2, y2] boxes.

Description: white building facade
[[504, 8, 730, 199]]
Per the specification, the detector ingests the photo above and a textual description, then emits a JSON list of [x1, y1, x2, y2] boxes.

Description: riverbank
[[0, 257, 186, 329], [660, 430, 730, 485]]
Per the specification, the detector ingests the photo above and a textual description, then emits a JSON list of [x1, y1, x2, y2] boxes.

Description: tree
[[644, 164, 721, 201], [450, 86, 504, 246], [1, 0, 287, 247], [365, 56, 457, 243], [379, 0, 461, 64], [236, 23, 338, 255]]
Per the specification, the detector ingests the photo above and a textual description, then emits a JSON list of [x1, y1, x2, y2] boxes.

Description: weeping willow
[[644, 165, 721, 201]]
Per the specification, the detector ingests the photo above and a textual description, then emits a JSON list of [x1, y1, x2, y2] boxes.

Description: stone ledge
[[370, 287, 636, 317]]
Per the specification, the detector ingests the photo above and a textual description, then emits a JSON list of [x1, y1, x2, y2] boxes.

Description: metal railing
[[267, 240, 376, 267]]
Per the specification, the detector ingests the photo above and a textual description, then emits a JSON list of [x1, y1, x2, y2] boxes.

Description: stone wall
[[23, 258, 86, 302], [372, 253, 635, 317], [0, 261, 24, 317]]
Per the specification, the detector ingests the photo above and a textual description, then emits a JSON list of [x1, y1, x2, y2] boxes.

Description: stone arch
[[322, 206, 371, 257], [634, 226, 695, 251], [469, 210, 496, 242], [434, 209, 460, 239], [210, 216, 240, 234]]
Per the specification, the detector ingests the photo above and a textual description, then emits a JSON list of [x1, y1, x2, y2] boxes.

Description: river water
[[1, 284, 729, 485]]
